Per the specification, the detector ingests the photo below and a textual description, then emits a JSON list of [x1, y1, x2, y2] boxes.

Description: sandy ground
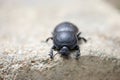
[[0, 0, 120, 80]]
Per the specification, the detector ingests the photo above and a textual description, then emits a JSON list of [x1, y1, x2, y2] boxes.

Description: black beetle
[[46, 22, 87, 59]]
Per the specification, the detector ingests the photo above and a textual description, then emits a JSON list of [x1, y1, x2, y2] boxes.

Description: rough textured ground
[[0, 0, 120, 80]]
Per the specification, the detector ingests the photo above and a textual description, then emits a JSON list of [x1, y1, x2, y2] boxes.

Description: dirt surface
[[0, 0, 120, 80]]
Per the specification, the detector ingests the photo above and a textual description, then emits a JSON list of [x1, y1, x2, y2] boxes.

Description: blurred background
[[0, 0, 120, 55]]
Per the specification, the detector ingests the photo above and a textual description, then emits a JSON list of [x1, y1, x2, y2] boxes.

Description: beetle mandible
[[46, 22, 87, 59]]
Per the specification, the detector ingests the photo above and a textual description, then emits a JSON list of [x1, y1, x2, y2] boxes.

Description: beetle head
[[60, 46, 70, 56]]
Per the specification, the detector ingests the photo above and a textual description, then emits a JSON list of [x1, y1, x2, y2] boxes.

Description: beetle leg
[[74, 45, 80, 60], [77, 32, 87, 42], [77, 32, 81, 37], [46, 37, 53, 42], [78, 37, 87, 42], [49, 46, 55, 59]]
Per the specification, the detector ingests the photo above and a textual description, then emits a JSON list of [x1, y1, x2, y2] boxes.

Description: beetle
[[46, 22, 87, 59]]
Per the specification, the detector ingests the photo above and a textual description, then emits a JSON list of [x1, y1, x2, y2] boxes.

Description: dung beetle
[[46, 22, 87, 59]]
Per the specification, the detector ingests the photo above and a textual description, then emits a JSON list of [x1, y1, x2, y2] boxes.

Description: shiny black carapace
[[46, 22, 87, 59]]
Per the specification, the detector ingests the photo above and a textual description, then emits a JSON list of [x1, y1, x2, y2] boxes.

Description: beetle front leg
[[78, 37, 87, 42], [77, 32, 81, 37], [77, 32, 87, 42], [49, 46, 56, 59], [46, 37, 53, 42], [74, 45, 80, 60]]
